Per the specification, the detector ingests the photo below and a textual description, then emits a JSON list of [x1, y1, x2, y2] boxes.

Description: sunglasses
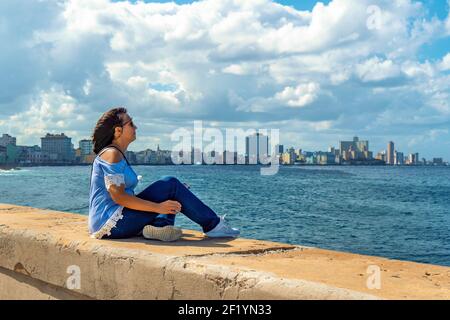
[[122, 118, 135, 128]]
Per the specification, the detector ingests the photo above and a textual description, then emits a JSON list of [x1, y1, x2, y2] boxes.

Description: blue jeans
[[104, 176, 221, 239]]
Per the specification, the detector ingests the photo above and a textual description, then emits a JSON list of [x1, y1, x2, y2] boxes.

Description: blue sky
[[1, 0, 450, 159]]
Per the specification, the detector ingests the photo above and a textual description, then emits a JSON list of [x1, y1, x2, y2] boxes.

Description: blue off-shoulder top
[[88, 152, 139, 239]]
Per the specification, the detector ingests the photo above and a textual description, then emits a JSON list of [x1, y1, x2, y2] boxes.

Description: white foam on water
[[0, 168, 28, 175]]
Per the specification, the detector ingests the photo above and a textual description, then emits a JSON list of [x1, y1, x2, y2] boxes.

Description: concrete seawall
[[0, 203, 449, 300]]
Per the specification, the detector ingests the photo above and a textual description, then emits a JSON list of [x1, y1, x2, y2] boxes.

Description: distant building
[[125, 151, 137, 164], [79, 139, 94, 156], [433, 158, 443, 165], [41, 133, 75, 163], [246, 133, 269, 164], [316, 151, 336, 165], [387, 141, 394, 165], [281, 151, 294, 165], [135, 147, 174, 165], [78, 139, 95, 164], [223, 150, 238, 164], [328, 146, 340, 156], [14, 145, 48, 164], [0, 134, 16, 147], [375, 151, 386, 162], [394, 151, 404, 165], [0, 146, 6, 164], [191, 147, 203, 165], [296, 153, 306, 163], [328, 147, 340, 163], [407, 153, 420, 165], [0, 144, 17, 164], [339, 137, 372, 162], [0, 141, 17, 165], [281, 147, 297, 165], [275, 144, 284, 155]]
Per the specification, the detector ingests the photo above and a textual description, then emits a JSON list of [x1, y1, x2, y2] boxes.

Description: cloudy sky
[[0, 0, 449, 159]]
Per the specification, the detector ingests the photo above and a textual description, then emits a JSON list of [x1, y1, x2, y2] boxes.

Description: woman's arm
[[108, 184, 181, 215], [99, 148, 181, 214]]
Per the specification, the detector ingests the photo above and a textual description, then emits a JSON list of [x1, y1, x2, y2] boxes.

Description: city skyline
[[1, 0, 449, 160], [0, 127, 450, 160], [1, 132, 447, 166]]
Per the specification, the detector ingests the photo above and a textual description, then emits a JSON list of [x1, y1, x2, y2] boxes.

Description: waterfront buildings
[[0, 134, 17, 164], [406, 153, 420, 165], [318, 152, 336, 165], [79, 139, 93, 156], [0, 134, 16, 147], [41, 133, 75, 164], [134, 145, 174, 165], [375, 151, 386, 162], [1, 132, 448, 167], [0, 146, 5, 164], [125, 151, 137, 164], [77, 139, 95, 164], [339, 137, 373, 162], [281, 147, 296, 165]]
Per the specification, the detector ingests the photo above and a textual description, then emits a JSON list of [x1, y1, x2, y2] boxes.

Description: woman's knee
[[159, 175, 180, 185]]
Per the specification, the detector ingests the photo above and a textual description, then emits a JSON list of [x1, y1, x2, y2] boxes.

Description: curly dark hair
[[91, 107, 127, 154]]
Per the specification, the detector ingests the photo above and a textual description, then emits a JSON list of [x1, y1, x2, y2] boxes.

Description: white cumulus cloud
[[356, 57, 401, 82], [275, 83, 320, 108]]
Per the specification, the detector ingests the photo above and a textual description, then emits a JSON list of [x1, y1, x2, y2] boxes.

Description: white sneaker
[[142, 225, 182, 242], [205, 215, 240, 238]]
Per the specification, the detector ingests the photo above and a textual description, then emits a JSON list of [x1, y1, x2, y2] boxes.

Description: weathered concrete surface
[[0, 203, 449, 300], [0, 266, 93, 300]]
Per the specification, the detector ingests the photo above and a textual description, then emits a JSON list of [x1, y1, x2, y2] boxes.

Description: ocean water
[[1, 165, 449, 266]]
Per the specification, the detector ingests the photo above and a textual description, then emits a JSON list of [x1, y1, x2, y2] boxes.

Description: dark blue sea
[[1, 165, 449, 266]]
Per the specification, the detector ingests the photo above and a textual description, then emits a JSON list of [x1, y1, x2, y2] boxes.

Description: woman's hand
[[156, 200, 182, 215]]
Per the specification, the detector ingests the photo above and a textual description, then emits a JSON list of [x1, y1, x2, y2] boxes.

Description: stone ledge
[[0, 203, 448, 300]]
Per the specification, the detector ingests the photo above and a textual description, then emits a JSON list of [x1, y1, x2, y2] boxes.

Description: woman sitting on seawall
[[88, 107, 240, 241]]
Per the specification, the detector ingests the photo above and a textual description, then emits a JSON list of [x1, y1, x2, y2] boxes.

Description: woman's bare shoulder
[[100, 148, 124, 164]]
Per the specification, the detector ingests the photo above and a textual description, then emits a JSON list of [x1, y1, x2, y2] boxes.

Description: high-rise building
[[41, 133, 75, 163], [245, 132, 269, 164], [387, 141, 394, 165], [394, 151, 404, 165], [339, 136, 372, 161], [0, 134, 16, 147]]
